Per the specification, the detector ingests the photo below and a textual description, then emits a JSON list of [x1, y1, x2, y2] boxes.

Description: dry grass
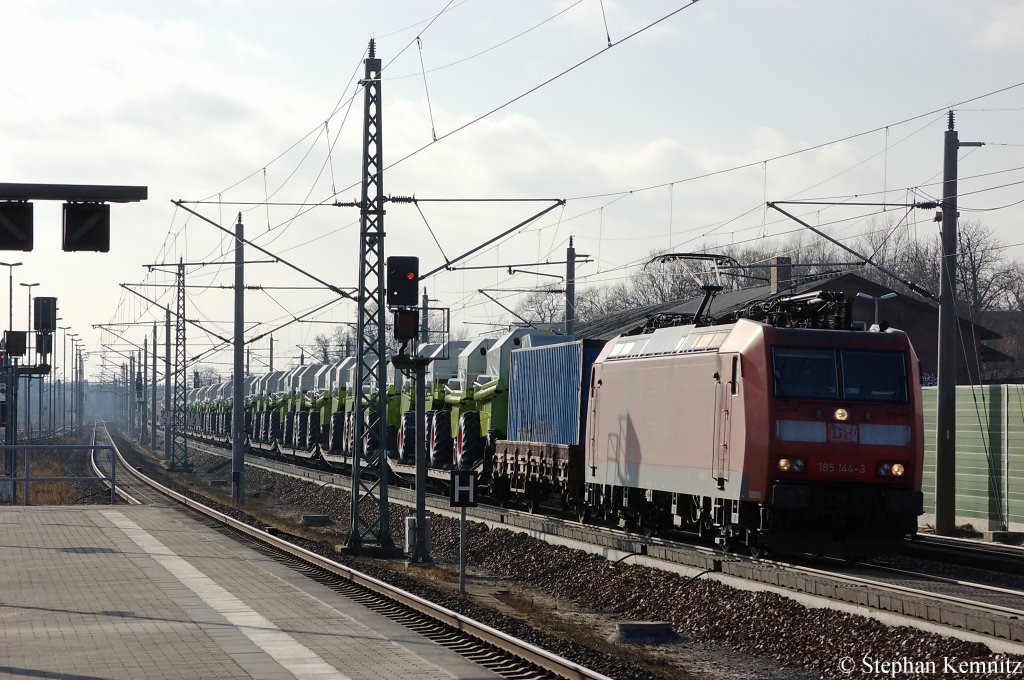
[[0, 452, 78, 505]]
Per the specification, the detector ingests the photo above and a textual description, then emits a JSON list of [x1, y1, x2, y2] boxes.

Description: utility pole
[[164, 309, 171, 461], [141, 339, 148, 444], [420, 290, 430, 344], [232, 213, 246, 504], [21, 281, 38, 439], [564, 236, 591, 336], [269, 336, 274, 372], [348, 38, 394, 550], [151, 323, 157, 452], [934, 111, 983, 536], [169, 259, 191, 471], [129, 355, 135, 436]]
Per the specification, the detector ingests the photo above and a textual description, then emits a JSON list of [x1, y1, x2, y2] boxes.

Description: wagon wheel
[[718, 527, 738, 553]]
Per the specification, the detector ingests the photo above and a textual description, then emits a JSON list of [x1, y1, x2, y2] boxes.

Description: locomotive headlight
[[878, 463, 892, 476], [891, 463, 906, 477], [777, 458, 805, 473], [834, 408, 849, 421]]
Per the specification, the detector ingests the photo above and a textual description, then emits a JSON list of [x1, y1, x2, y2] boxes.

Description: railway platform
[[0, 504, 502, 680]]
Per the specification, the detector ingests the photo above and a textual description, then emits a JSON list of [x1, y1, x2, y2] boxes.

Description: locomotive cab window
[[773, 346, 908, 403], [840, 350, 907, 402], [772, 347, 837, 399]]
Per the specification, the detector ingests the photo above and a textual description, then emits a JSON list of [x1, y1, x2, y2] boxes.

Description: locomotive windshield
[[773, 348, 837, 398], [840, 350, 907, 402], [773, 347, 907, 402]]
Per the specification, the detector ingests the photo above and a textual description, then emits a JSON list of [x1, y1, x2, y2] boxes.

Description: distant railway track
[[166, 429, 1024, 652], [902, 534, 1024, 575], [95, 424, 621, 680]]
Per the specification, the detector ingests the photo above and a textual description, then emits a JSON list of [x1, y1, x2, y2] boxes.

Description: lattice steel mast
[[169, 258, 191, 471], [348, 39, 393, 548]]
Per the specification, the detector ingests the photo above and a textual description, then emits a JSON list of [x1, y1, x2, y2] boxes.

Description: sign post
[[449, 469, 477, 593]]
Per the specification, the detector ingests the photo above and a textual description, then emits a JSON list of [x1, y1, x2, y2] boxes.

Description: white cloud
[[979, 4, 1024, 50], [2, 1, 1023, 371]]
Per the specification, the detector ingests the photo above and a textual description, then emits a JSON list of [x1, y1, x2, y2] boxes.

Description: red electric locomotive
[[584, 301, 923, 558]]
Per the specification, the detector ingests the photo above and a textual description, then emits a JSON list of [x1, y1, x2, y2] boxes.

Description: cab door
[[712, 354, 739, 489]]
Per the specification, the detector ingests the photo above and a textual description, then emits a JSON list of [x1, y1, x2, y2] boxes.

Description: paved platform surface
[[0, 504, 503, 679]]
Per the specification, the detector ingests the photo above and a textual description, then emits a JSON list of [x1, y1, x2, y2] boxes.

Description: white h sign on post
[[450, 470, 477, 593], [449, 470, 477, 507]]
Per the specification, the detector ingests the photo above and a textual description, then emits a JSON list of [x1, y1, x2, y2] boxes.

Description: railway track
[[92, 424, 623, 680], [901, 534, 1024, 575], [162, 431, 1024, 653]]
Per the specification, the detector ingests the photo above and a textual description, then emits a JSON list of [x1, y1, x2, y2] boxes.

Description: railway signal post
[[391, 286, 434, 566]]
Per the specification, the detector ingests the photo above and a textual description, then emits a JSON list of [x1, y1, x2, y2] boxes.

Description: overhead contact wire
[[417, 38, 438, 141]]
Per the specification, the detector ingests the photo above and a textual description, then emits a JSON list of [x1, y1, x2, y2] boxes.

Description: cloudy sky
[[2, 0, 1023, 381]]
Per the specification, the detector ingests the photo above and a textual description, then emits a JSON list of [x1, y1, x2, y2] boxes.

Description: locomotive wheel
[[749, 542, 767, 560], [718, 526, 738, 553]]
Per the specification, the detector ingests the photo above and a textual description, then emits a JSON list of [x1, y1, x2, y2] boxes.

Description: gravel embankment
[[123, 440, 1024, 680]]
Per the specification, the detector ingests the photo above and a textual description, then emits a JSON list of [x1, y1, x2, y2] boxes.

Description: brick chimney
[[770, 256, 792, 294]]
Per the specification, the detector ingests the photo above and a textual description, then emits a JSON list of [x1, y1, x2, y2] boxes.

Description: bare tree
[[195, 364, 222, 387], [513, 287, 565, 326], [955, 219, 1016, 312], [575, 283, 632, 324], [311, 333, 334, 363]]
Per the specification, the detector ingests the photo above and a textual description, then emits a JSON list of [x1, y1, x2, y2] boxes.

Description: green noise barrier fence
[[922, 385, 1024, 531]]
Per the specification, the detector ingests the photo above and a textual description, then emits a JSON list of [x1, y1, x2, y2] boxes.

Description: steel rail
[[98, 424, 614, 680], [173, 429, 1024, 646], [88, 425, 143, 505]]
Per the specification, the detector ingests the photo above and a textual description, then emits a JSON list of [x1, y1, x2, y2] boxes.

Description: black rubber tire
[[399, 411, 416, 462], [270, 411, 282, 442], [457, 412, 483, 469], [423, 411, 436, 466], [295, 411, 308, 449], [306, 411, 321, 448], [429, 411, 453, 468], [386, 424, 399, 459], [343, 411, 355, 455], [283, 412, 295, 449], [329, 411, 344, 452], [365, 412, 381, 456]]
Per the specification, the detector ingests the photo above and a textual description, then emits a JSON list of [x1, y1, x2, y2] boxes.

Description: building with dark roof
[[576, 260, 1012, 386]]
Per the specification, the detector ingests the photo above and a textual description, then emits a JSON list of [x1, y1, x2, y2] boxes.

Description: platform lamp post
[[47, 316, 60, 436], [0, 261, 22, 335], [856, 292, 897, 327], [68, 334, 80, 432], [77, 346, 86, 432], [59, 326, 70, 434], [0, 262, 22, 495], [20, 282, 38, 439]]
